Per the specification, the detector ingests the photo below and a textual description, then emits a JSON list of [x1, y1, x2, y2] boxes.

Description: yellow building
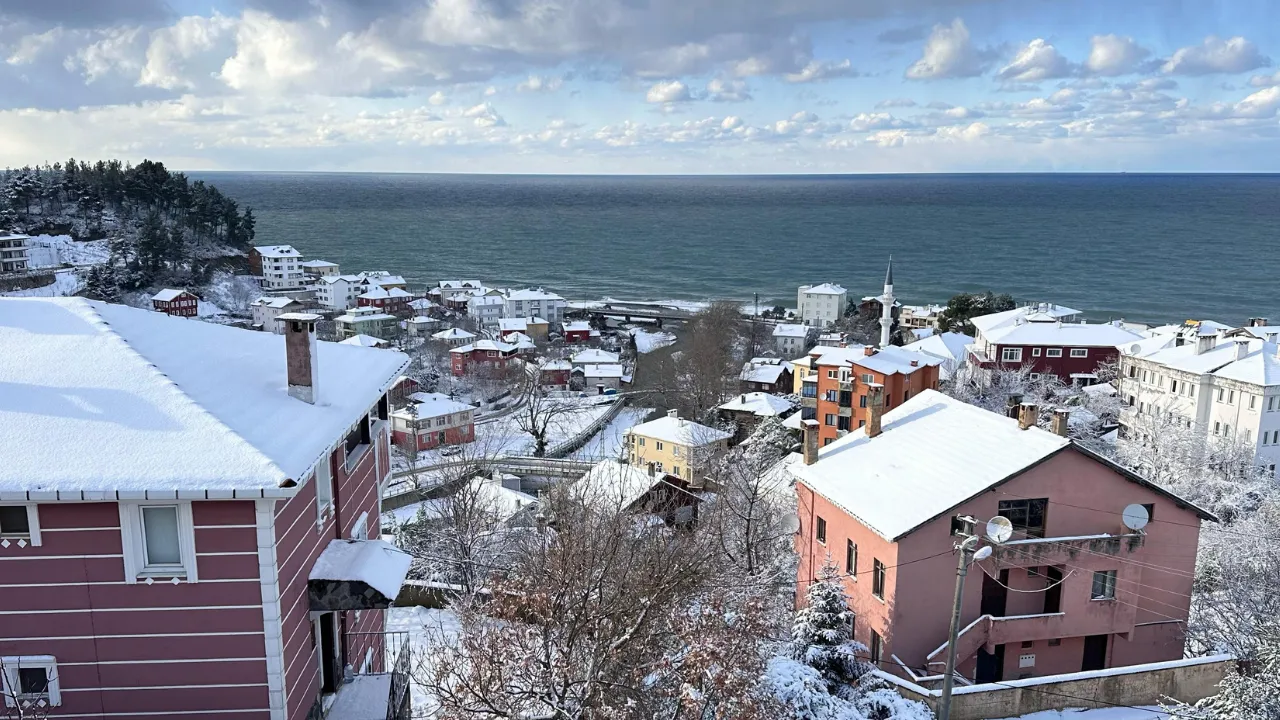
[[625, 410, 732, 483]]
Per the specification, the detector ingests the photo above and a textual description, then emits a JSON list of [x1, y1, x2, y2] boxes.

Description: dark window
[[903, 390, 910, 402], [872, 559, 886, 599], [837, 416, 851, 431], [870, 630, 883, 664], [816, 517, 827, 544], [377, 394, 389, 420], [1141, 503, 1155, 523], [839, 391, 852, 406], [859, 395, 867, 408], [1091, 570, 1117, 600], [18, 666, 48, 695], [846, 540, 857, 575], [1021, 640, 1034, 648], [1048, 638, 1061, 646], [0, 506, 30, 536], [847, 612, 856, 639], [997, 498, 1048, 538], [801, 408, 817, 420]]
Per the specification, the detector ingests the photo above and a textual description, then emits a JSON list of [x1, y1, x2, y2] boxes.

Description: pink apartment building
[[790, 388, 1213, 685], [0, 298, 413, 720]]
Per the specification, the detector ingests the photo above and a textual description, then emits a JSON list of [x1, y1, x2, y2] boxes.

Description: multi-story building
[[300, 260, 340, 280], [432, 327, 477, 347], [434, 281, 486, 308], [717, 392, 795, 442], [335, 306, 398, 341], [801, 344, 942, 446], [625, 410, 732, 483], [901, 303, 946, 331], [449, 340, 519, 376], [773, 323, 811, 355], [357, 286, 413, 316], [967, 303, 1141, 384], [390, 392, 476, 451], [562, 321, 593, 343], [0, 298, 413, 720], [150, 288, 199, 318], [1117, 321, 1280, 476], [902, 331, 974, 381], [740, 357, 793, 394], [790, 390, 1213, 684], [797, 283, 847, 328], [249, 245, 309, 292], [0, 232, 30, 273], [505, 288, 567, 323], [467, 292, 506, 326], [251, 296, 304, 333]]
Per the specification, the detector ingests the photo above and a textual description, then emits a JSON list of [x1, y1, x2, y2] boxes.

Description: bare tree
[[0, 657, 55, 719], [662, 302, 742, 420], [703, 417, 796, 579], [510, 367, 578, 457]]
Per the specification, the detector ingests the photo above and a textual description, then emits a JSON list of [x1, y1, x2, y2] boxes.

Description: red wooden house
[[151, 288, 199, 317], [967, 304, 1142, 385], [562, 320, 592, 343], [357, 286, 412, 317], [449, 339, 518, 377], [390, 392, 477, 451], [0, 298, 413, 720]]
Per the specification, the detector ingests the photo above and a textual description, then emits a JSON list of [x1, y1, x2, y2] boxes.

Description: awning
[[308, 539, 412, 611]]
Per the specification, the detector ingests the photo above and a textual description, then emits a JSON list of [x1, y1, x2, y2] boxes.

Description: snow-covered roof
[[809, 345, 870, 367], [0, 233, 30, 241], [468, 295, 505, 306], [781, 411, 804, 430], [855, 346, 942, 376], [800, 283, 846, 295], [773, 323, 809, 338], [251, 296, 300, 309], [151, 288, 192, 302], [903, 332, 973, 363], [788, 390, 1072, 540], [719, 392, 794, 417], [1211, 341, 1280, 386], [300, 260, 338, 268], [452, 339, 516, 354], [504, 333, 536, 350], [1118, 334, 1178, 358], [910, 327, 935, 340], [540, 359, 572, 371], [439, 280, 482, 289], [336, 310, 396, 322], [983, 320, 1142, 348], [402, 391, 475, 419], [433, 327, 476, 341], [0, 298, 408, 494], [574, 460, 678, 510], [971, 304, 1080, 336], [579, 363, 625, 379], [308, 539, 411, 601], [506, 288, 565, 302], [358, 286, 412, 300], [253, 245, 300, 258], [407, 316, 436, 325], [339, 334, 388, 348], [363, 273, 406, 287], [563, 321, 592, 333], [497, 317, 543, 332], [628, 414, 732, 447], [1134, 337, 1277, 381], [408, 299, 435, 310], [572, 348, 620, 364], [741, 362, 788, 384]]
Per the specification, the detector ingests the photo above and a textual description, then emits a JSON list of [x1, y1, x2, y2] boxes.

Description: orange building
[[801, 344, 942, 446]]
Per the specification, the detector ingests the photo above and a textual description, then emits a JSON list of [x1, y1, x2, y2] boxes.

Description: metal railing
[[344, 630, 412, 720]]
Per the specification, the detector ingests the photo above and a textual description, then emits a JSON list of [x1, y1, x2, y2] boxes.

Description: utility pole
[[939, 516, 980, 720]]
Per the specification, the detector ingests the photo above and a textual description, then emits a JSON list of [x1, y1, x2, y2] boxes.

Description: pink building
[[966, 303, 1142, 385], [0, 298, 413, 720], [790, 389, 1213, 685], [390, 392, 476, 451]]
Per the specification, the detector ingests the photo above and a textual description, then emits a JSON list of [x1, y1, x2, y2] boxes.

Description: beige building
[[334, 306, 397, 340], [625, 410, 732, 483]]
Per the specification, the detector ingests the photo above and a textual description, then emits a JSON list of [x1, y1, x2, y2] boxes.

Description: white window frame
[[1001, 347, 1023, 363], [351, 512, 369, 541], [655, 441, 664, 451], [1046, 348, 1063, 358], [315, 455, 334, 527], [119, 502, 198, 583], [1, 655, 61, 708], [1069, 348, 1088, 358], [1031, 348, 1041, 357], [0, 504, 41, 546]]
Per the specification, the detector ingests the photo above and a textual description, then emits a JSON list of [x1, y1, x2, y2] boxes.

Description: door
[[318, 612, 339, 693], [976, 644, 1005, 684], [981, 569, 1009, 617], [1082, 634, 1108, 671], [1043, 567, 1063, 614]]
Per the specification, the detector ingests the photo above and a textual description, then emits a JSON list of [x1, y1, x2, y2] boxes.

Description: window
[[1001, 347, 1023, 363], [654, 462, 664, 473], [1169, 380, 1178, 393], [1046, 348, 1063, 358], [672, 446, 681, 458], [1070, 348, 1088, 358], [1032, 348, 1042, 357], [1141, 503, 1155, 523], [846, 540, 857, 576], [0, 505, 40, 544], [997, 498, 1048, 538], [119, 502, 197, 582], [825, 414, 836, 426], [860, 374, 874, 384], [1, 655, 61, 708], [315, 456, 333, 522], [1048, 638, 1061, 647], [859, 395, 867, 408], [827, 369, 838, 379], [344, 418, 371, 471], [824, 390, 838, 402], [1029, 373, 1041, 380], [1217, 389, 1225, 402], [351, 512, 369, 541], [672, 465, 681, 477], [655, 441, 664, 451], [816, 517, 827, 544], [1091, 570, 1117, 600], [1229, 390, 1235, 404], [1250, 395, 1258, 410], [638, 437, 645, 446], [1214, 421, 1221, 435], [869, 630, 883, 664], [872, 559, 886, 599]]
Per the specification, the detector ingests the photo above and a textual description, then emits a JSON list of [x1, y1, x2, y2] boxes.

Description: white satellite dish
[[1122, 504, 1150, 531], [986, 516, 1014, 544], [781, 513, 802, 535], [972, 546, 993, 562]]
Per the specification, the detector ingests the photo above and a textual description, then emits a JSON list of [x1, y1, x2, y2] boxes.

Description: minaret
[[878, 256, 894, 348]]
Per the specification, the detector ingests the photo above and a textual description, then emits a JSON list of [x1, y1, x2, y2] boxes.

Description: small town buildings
[[574, 363, 626, 393], [300, 259, 340, 279], [539, 359, 573, 389], [450, 339, 519, 376], [503, 332, 538, 356], [408, 298, 437, 315], [789, 389, 1213, 684], [571, 348, 620, 367], [801, 344, 942, 446], [467, 292, 506, 326], [740, 357, 794, 394], [626, 410, 732, 483], [773, 323, 811, 355], [505, 288, 567, 323], [797, 283, 847, 328], [335, 306, 398, 341], [406, 316, 441, 336], [574, 460, 700, 525], [967, 304, 1141, 384], [358, 286, 413, 316], [361, 272, 407, 290], [818, 330, 846, 346], [0, 298, 412, 720], [432, 327, 477, 347], [901, 303, 946, 330], [718, 392, 795, 442], [499, 316, 550, 342], [562, 320, 593, 343], [250, 295, 303, 333], [0, 232, 30, 273], [435, 281, 487, 306], [340, 334, 390, 348], [314, 275, 366, 311], [902, 331, 975, 380], [390, 392, 476, 451], [150, 288, 198, 318], [249, 245, 309, 292]]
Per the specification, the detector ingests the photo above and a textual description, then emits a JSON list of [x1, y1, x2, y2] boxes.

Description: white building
[[250, 296, 303, 333], [574, 364, 627, 392], [0, 233, 30, 273], [300, 260, 340, 279], [433, 327, 478, 347], [467, 293, 506, 326], [252, 245, 309, 291], [796, 283, 846, 327], [902, 331, 974, 380], [505, 288, 567, 323], [1118, 321, 1280, 475], [901, 303, 946, 330], [436, 281, 486, 304], [773, 323, 810, 355]]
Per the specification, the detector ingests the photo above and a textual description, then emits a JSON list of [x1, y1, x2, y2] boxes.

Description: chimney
[[802, 419, 819, 465], [1235, 339, 1250, 361], [1018, 403, 1039, 430], [1006, 394, 1024, 419], [648, 462, 656, 477], [1051, 408, 1070, 437], [1196, 333, 1218, 355], [1249, 317, 1268, 327], [866, 383, 885, 438], [864, 346, 875, 357], [667, 409, 679, 419], [280, 313, 321, 404], [740, 395, 746, 403], [910, 359, 919, 367]]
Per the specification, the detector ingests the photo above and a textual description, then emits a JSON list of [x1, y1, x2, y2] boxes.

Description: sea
[[191, 173, 1280, 326]]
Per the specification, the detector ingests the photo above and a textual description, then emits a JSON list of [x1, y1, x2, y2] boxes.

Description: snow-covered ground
[[386, 605, 460, 719], [25, 234, 110, 267], [631, 329, 677, 354], [993, 707, 1169, 720], [200, 271, 262, 316], [2, 268, 83, 297], [570, 406, 653, 461]]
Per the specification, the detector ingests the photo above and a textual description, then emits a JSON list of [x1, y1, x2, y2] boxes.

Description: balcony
[[838, 406, 852, 417], [991, 533, 1145, 568], [317, 630, 412, 720]]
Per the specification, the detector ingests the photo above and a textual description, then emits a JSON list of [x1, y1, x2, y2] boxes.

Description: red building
[[151, 288, 199, 317], [357, 286, 413, 316], [966, 304, 1142, 384], [449, 339, 518, 377], [0, 298, 413, 720], [538, 359, 573, 389], [791, 390, 1213, 684], [562, 320, 592, 343], [800, 344, 941, 446], [390, 392, 476, 451]]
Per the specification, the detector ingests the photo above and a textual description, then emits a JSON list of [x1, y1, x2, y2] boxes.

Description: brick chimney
[[866, 383, 885, 438], [1051, 408, 1070, 437], [1018, 402, 1039, 430], [1249, 317, 1269, 327], [864, 346, 875, 357], [1006, 394, 1024, 419], [802, 419, 819, 465], [280, 313, 321, 404]]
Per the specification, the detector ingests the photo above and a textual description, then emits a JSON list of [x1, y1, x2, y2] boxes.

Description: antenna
[[1122, 504, 1150, 531], [985, 516, 1014, 544], [781, 513, 801, 535]]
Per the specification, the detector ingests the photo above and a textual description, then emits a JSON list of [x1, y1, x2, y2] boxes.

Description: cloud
[[645, 80, 693, 104], [905, 19, 988, 80], [428, 90, 447, 105], [785, 58, 857, 83], [875, 98, 917, 109], [1251, 70, 1280, 88], [848, 112, 914, 132], [1233, 86, 1280, 118], [516, 75, 563, 93], [1084, 34, 1151, 76], [5, 27, 64, 65], [64, 26, 145, 82], [877, 25, 928, 44], [138, 14, 238, 90], [705, 77, 751, 102], [1161, 36, 1270, 76], [997, 39, 1074, 83]]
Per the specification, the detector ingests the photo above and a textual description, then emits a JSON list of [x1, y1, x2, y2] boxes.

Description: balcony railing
[[320, 630, 412, 720]]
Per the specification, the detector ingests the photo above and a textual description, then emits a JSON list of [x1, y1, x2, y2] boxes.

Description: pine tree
[[792, 560, 873, 694], [1174, 617, 1280, 720]]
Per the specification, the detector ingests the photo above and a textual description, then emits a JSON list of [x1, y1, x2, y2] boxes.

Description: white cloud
[[139, 14, 237, 90], [705, 77, 751, 102], [1161, 36, 1270, 76], [428, 90, 447, 105], [516, 75, 563, 92], [65, 26, 145, 82], [785, 58, 857, 83], [721, 116, 743, 130], [997, 39, 1074, 83], [848, 112, 913, 132], [1233, 86, 1280, 118], [905, 19, 986, 80], [1084, 35, 1151, 76], [6, 27, 64, 65], [216, 11, 318, 92], [1248, 70, 1280, 88], [484, 86, 498, 96], [645, 79, 692, 104], [875, 98, 917, 109]]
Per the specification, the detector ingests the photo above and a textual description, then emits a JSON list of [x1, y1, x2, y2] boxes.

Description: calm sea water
[[192, 173, 1280, 325]]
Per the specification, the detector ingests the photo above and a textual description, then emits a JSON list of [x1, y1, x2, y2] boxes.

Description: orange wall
[[812, 358, 939, 445]]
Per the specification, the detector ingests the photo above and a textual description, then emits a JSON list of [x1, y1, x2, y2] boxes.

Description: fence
[[545, 395, 629, 458]]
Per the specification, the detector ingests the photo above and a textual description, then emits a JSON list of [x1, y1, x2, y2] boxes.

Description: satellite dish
[[972, 546, 993, 562], [781, 513, 801, 535], [986, 516, 1014, 544], [1122, 504, 1150, 531]]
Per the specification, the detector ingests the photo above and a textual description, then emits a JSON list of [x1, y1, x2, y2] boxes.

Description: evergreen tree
[[1171, 617, 1280, 719], [792, 560, 873, 695]]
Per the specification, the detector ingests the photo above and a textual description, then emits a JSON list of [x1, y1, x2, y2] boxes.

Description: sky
[[1, 0, 1279, 173]]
